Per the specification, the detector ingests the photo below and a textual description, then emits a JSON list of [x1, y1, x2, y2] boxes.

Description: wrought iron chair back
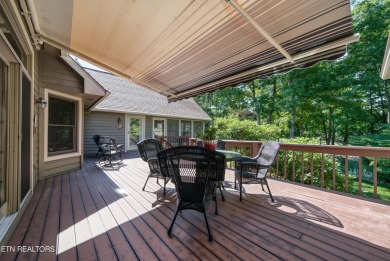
[[137, 139, 170, 195], [235, 141, 280, 201], [157, 146, 225, 241]]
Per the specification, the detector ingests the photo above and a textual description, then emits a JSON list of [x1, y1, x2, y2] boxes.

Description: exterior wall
[[33, 49, 39, 185], [43, 156, 81, 176], [145, 116, 153, 139], [38, 45, 85, 179], [0, 0, 36, 247], [84, 111, 126, 154], [39, 45, 83, 93], [85, 111, 205, 154]]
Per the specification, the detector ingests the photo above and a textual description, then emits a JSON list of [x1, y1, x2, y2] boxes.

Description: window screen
[[181, 120, 191, 136], [48, 96, 77, 155], [193, 121, 204, 137], [167, 119, 179, 136]]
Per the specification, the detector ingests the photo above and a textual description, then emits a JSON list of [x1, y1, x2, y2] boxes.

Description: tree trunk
[[378, 88, 387, 123], [267, 80, 277, 124], [299, 111, 304, 137], [369, 89, 374, 132], [331, 125, 336, 145], [343, 124, 349, 145], [249, 82, 261, 125], [322, 117, 328, 144], [290, 107, 296, 139], [323, 108, 334, 145]]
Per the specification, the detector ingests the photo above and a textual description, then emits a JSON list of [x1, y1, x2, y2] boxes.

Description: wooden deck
[[3, 151, 390, 261]]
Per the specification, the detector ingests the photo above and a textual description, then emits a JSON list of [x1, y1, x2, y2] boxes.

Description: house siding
[[43, 156, 81, 177], [145, 116, 153, 139], [39, 46, 84, 94], [84, 111, 126, 154], [38, 45, 85, 179], [33, 49, 39, 185]]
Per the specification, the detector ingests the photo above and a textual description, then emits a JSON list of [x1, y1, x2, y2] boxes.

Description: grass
[[349, 180, 390, 201]]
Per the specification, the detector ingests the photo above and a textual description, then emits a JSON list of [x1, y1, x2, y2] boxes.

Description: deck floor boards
[[3, 151, 390, 261]]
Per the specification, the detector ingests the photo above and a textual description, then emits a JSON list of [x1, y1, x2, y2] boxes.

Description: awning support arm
[[226, 0, 294, 63]]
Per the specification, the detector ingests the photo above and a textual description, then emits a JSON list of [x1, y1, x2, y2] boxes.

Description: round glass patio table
[[216, 150, 241, 162]]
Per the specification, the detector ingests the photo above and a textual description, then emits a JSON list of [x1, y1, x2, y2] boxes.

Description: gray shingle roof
[[86, 69, 211, 120]]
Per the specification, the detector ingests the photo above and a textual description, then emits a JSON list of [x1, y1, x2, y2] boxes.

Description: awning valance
[[31, 0, 358, 101]]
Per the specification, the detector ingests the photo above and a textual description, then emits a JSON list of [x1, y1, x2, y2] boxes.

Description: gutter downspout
[[19, 0, 43, 49]]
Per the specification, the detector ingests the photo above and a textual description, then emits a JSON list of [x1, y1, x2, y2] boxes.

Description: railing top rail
[[222, 140, 390, 158]]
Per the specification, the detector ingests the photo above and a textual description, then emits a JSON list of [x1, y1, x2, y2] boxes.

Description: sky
[[70, 55, 106, 72]]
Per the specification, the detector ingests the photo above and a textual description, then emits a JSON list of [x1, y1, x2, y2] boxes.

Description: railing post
[[358, 156, 362, 196], [373, 157, 378, 199], [345, 155, 349, 193], [252, 142, 260, 157], [292, 151, 295, 182], [332, 154, 336, 191], [310, 152, 314, 185], [321, 153, 324, 188], [301, 152, 304, 183], [284, 150, 287, 179]]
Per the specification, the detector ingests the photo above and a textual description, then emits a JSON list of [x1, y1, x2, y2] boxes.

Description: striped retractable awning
[[32, 0, 358, 101]]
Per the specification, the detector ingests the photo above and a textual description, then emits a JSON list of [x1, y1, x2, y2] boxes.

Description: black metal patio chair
[[93, 135, 106, 157], [157, 146, 226, 241], [137, 139, 171, 195], [97, 136, 124, 166], [217, 139, 225, 150], [235, 141, 280, 202]]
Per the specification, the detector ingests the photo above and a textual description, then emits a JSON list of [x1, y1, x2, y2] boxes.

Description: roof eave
[[380, 34, 390, 80]]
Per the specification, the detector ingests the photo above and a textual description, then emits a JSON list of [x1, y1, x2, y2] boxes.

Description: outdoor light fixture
[[35, 96, 47, 109], [117, 117, 123, 129]]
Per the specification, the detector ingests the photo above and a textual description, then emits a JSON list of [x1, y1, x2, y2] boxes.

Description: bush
[[212, 117, 282, 141], [275, 138, 352, 191]]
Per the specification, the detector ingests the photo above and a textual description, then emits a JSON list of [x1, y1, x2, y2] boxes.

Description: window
[[153, 119, 165, 137], [193, 121, 204, 137], [181, 120, 191, 136], [48, 96, 77, 155], [0, 11, 27, 67], [167, 119, 179, 136]]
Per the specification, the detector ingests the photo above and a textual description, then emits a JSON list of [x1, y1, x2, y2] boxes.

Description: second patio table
[[216, 150, 241, 162]]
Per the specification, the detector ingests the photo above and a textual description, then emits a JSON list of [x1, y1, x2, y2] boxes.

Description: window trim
[[152, 118, 166, 138], [125, 114, 145, 151], [44, 89, 82, 162]]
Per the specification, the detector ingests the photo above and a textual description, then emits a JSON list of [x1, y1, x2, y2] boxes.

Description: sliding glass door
[[128, 117, 143, 150], [0, 58, 7, 219]]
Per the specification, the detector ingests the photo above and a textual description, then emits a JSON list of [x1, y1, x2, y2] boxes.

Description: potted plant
[[196, 126, 217, 150]]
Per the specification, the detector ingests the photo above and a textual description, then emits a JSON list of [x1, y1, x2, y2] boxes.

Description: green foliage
[[274, 138, 350, 190], [196, 125, 217, 140], [349, 124, 390, 147], [194, 0, 390, 145], [212, 117, 282, 141]]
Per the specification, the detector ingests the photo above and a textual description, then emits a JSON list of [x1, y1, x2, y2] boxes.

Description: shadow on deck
[[3, 150, 390, 260]]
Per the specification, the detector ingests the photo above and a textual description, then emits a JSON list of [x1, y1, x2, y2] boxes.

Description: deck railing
[[157, 136, 191, 148], [191, 139, 390, 200]]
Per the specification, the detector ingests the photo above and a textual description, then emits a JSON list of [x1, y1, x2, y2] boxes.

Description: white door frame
[[125, 115, 145, 151]]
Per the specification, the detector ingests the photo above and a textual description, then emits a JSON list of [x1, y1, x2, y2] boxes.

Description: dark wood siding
[[145, 116, 153, 139], [39, 45, 83, 94], [33, 50, 39, 184], [38, 44, 85, 179], [43, 156, 81, 177], [84, 111, 126, 154]]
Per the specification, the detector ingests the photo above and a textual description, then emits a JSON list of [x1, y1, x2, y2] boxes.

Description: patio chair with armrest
[[93, 135, 110, 157], [137, 139, 171, 195], [157, 146, 226, 241], [235, 141, 280, 202], [217, 139, 225, 150], [98, 136, 124, 166]]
